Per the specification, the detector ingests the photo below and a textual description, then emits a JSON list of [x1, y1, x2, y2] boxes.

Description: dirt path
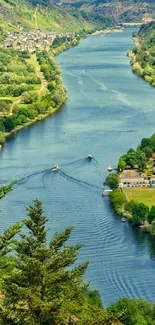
[[10, 98, 21, 115], [34, 7, 38, 30], [28, 53, 47, 94]]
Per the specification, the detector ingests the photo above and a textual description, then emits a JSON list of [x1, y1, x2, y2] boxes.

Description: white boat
[[107, 166, 113, 171], [87, 154, 93, 160], [121, 217, 126, 222], [51, 165, 60, 171]]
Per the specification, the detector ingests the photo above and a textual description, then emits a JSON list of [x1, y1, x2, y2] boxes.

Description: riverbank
[[105, 132, 155, 236], [92, 28, 123, 36], [0, 33, 91, 145], [4, 105, 64, 140], [128, 22, 155, 88], [0, 40, 75, 145], [0, 30, 114, 145]]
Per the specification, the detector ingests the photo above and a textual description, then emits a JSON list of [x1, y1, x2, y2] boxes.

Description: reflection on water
[[1, 29, 155, 306]]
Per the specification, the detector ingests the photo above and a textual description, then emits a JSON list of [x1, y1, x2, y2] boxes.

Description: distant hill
[[0, 0, 115, 33], [56, 0, 155, 23]]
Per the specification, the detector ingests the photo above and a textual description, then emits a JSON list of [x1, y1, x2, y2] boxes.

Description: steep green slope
[[129, 21, 155, 87], [0, 0, 114, 33]]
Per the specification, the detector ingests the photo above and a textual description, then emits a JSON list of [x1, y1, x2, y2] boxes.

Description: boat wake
[[62, 157, 87, 168], [16, 168, 50, 185], [11, 156, 104, 194], [59, 170, 103, 192]]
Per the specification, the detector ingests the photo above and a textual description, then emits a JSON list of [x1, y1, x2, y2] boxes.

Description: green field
[[123, 187, 155, 207]]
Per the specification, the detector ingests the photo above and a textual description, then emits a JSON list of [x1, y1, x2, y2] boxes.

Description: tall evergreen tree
[[0, 199, 88, 325]]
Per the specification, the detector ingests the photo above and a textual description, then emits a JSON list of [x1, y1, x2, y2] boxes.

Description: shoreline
[[1, 29, 111, 144], [127, 33, 155, 89], [4, 104, 65, 140], [92, 28, 123, 36], [1, 38, 81, 143]]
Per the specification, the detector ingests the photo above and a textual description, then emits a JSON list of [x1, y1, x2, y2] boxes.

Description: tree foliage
[[108, 298, 155, 325], [104, 174, 119, 189], [131, 21, 155, 88], [131, 202, 149, 226]]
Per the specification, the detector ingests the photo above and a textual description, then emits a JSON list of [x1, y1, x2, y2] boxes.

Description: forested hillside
[[55, 0, 155, 23], [0, 0, 114, 33], [129, 21, 155, 87]]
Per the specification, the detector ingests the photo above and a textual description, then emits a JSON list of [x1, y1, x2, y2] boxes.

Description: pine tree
[[0, 199, 88, 325]]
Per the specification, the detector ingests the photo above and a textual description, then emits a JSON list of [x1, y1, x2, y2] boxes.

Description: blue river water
[[1, 28, 155, 306]]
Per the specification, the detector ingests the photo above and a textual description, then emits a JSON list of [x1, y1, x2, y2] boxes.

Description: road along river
[[1, 28, 155, 306]]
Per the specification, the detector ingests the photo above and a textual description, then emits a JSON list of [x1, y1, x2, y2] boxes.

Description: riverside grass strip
[[123, 187, 155, 208]]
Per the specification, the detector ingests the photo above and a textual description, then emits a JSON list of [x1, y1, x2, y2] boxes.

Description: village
[[4, 29, 75, 52]]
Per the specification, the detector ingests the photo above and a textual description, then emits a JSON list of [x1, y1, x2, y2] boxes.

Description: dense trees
[[0, 48, 67, 137], [148, 206, 155, 224], [132, 202, 149, 226], [118, 149, 147, 172], [130, 21, 155, 87], [104, 173, 119, 189], [0, 49, 40, 98], [117, 133, 155, 172], [108, 298, 155, 325], [108, 190, 126, 214]]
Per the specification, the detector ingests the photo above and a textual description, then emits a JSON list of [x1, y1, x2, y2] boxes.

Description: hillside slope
[[0, 0, 114, 33], [57, 0, 155, 23]]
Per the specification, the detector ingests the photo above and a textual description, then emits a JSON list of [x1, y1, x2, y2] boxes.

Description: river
[[1, 28, 155, 306]]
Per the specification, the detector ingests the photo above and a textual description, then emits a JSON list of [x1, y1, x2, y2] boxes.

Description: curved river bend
[[1, 28, 155, 306]]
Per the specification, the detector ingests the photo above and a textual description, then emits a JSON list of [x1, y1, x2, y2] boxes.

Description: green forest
[[1, 198, 155, 324], [130, 21, 155, 87], [53, 0, 155, 23], [0, 43, 69, 144]]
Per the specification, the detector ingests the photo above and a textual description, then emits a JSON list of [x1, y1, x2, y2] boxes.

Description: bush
[[0, 132, 5, 145], [148, 206, 155, 224], [125, 200, 136, 213], [104, 174, 119, 189], [109, 190, 126, 211], [131, 202, 149, 226], [108, 298, 155, 325]]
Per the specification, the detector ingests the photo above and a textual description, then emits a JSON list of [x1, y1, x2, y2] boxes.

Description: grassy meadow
[[123, 187, 155, 208]]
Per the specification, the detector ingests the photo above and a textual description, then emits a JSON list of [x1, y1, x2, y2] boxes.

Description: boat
[[87, 154, 93, 160], [121, 217, 126, 222], [107, 166, 113, 172], [51, 165, 60, 171]]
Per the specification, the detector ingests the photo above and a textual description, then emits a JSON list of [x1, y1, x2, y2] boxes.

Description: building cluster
[[4, 30, 75, 53]]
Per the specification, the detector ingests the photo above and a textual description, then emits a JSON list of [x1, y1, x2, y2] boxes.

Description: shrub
[[104, 174, 119, 189]]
